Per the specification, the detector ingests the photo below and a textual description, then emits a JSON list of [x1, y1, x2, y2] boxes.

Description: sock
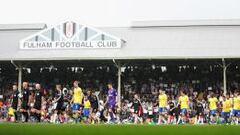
[[33, 113, 39, 121], [162, 117, 167, 124], [107, 115, 111, 123], [196, 117, 199, 124], [110, 112, 114, 121], [37, 114, 41, 122], [14, 112, 18, 121], [177, 116, 182, 124], [23, 112, 28, 122]]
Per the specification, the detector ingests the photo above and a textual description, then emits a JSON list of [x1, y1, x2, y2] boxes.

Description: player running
[[158, 89, 168, 124], [208, 93, 218, 124], [177, 91, 189, 124]]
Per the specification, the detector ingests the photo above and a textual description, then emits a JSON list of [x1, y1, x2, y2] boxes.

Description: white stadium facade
[[1, 19, 240, 105]]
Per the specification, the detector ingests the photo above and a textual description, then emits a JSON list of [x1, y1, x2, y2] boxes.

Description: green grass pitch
[[0, 123, 240, 135]]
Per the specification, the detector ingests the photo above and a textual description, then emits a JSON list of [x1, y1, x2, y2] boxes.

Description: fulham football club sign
[[19, 21, 124, 50]]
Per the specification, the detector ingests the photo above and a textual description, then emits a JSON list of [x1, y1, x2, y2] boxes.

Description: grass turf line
[[0, 123, 240, 135]]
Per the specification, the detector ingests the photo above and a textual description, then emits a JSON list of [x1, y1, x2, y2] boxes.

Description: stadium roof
[[1, 19, 240, 61], [131, 19, 240, 27], [0, 23, 46, 30]]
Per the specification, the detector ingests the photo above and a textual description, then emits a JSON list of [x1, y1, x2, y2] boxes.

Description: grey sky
[[0, 0, 239, 26]]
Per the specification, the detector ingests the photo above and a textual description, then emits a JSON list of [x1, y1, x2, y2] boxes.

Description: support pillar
[[117, 61, 121, 107], [222, 58, 227, 96], [18, 65, 22, 91]]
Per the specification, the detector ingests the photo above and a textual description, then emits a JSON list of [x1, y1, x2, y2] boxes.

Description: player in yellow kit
[[71, 81, 83, 123], [177, 91, 189, 124], [232, 92, 240, 124], [83, 96, 91, 123], [71, 81, 83, 111], [158, 90, 168, 124], [208, 93, 218, 124], [221, 94, 231, 124]]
